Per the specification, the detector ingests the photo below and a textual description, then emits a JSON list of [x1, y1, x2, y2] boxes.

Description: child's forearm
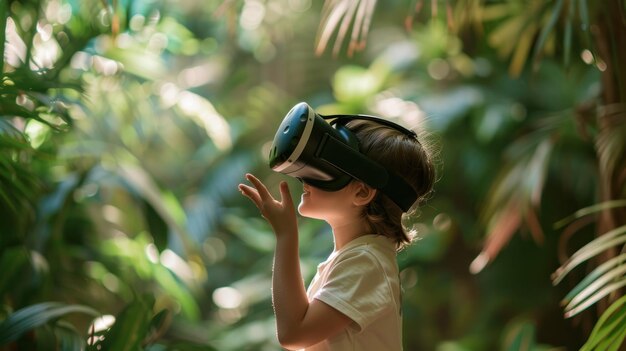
[[272, 234, 309, 349]]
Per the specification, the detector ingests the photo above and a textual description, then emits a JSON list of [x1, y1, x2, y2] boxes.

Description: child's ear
[[352, 182, 377, 206]]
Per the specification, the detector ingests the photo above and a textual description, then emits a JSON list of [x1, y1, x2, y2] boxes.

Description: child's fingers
[[245, 173, 273, 201], [238, 184, 262, 208], [279, 181, 295, 212], [238, 184, 258, 205]]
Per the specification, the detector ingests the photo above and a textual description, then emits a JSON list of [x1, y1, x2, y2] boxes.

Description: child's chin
[[297, 203, 309, 216], [297, 204, 321, 219]]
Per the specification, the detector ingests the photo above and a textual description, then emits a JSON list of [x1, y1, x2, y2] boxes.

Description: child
[[238, 116, 435, 351]]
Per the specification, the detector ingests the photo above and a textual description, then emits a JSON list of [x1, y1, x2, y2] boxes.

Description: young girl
[[238, 118, 435, 350]]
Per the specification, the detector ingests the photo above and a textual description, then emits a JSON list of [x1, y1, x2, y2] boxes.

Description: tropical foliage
[[1, 0, 624, 350]]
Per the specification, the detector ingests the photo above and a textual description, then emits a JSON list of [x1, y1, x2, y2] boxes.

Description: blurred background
[[1, 0, 625, 350]]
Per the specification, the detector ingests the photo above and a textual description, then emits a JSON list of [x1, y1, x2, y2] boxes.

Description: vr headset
[[268, 102, 418, 212]]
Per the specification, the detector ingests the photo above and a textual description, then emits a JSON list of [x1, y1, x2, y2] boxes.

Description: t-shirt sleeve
[[312, 250, 393, 332]]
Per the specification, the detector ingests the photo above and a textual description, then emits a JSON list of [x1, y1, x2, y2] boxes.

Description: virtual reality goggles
[[269, 102, 418, 212]]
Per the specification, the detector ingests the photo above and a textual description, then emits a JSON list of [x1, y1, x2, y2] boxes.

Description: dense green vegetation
[[1, 0, 625, 350]]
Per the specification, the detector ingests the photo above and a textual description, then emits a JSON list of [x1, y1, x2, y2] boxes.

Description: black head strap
[[317, 113, 419, 211], [324, 114, 418, 139]]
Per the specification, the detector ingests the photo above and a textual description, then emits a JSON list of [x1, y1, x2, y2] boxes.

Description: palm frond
[[531, 0, 563, 65], [0, 122, 42, 226], [471, 136, 554, 273], [561, 253, 626, 303], [580, 295, 626, 351], [554, 200, 626, 229], [562, 271, 626, 318], [550, 224, 626, 324], [470, 198, 522, 274], [482, 0, 593, 76], [508, 18, 538, 76], [565, 279, 626, 318], [563, 0, 574, 66], [552, 225, 626, 285], [0, 302, 99, 345], [315, 0, 377, 57]]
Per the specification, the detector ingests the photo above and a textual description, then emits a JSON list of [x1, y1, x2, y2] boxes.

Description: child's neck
[[329, 219, 371, 251]]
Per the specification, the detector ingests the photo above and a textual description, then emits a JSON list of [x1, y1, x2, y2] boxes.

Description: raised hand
[[238, 173, 298, 238]]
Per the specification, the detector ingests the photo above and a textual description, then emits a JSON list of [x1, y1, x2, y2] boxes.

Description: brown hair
[[346, 119, 436, 250]]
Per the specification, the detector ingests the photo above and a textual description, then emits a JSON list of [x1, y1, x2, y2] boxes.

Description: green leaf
[[607, 324, 626, 351], [117, 164, 194, 256], [143, 309, 171, 346], [152, 266, 200, 320], [98, 295, 155, 351], [0, 302, 99, 345], [587, 312, 626, 351], [488, 15, 526, 58], [532, 0, 563, 63], [563, 0, 574, 67], [581, 296, 626, 351], [508, 21, 537, 77]]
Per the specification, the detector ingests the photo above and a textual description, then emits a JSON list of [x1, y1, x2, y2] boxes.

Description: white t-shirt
[[301, 234, 403, 351]]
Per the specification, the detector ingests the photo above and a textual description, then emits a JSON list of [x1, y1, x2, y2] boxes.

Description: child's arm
[[239, 174, 352, 350]]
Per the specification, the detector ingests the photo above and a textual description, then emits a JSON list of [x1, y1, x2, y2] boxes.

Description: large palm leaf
[[552, 201, 626, 350], [315, 0, 377, 57], [315, 0, 592, 74]]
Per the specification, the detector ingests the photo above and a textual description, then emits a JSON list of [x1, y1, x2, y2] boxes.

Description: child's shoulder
[[342, 234, 396, 252], [333, 235, 397, 266]]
